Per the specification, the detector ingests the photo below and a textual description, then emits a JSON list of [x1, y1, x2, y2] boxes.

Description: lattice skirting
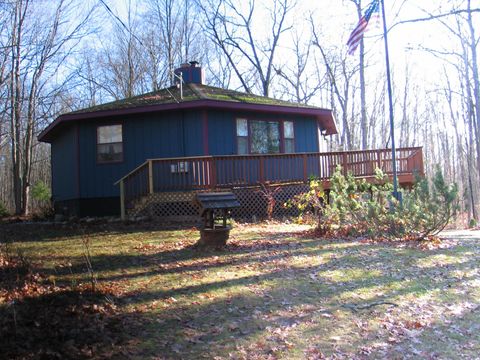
[[129, 183, 310, 220]]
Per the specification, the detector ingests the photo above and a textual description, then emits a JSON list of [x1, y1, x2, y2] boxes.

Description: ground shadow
[[0, 220, 200, 243]]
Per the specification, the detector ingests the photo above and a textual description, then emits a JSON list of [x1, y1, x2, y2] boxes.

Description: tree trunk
[[467, 0, 480, 183], [356, 1, 368, 150], [9, 0, 27, 215]]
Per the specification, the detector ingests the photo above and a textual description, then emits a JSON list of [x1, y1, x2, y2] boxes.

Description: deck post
[[259, 157, 265, 183], [342, 153, 348, 175], [303, 154, 308, 181], [377, 150, 382, 170], [148, 160, 154, 194], [418, 148, 425, 176], [210, 158, 217, 189], [120, 179, 126, 220]]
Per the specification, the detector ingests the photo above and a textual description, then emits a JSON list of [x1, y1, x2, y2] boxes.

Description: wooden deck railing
[[115, 147, 424, 219]]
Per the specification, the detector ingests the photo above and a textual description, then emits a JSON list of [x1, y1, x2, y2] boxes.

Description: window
[[236, 118, 295, 154], [283, 121, 295, 153], [250, 121, 280, 154], [236, 118, 248, 155], [97, 124, 123, 163], [170, 161, 189, 173]]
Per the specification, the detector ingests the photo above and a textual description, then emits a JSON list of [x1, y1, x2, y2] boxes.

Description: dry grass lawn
[[1, 220, 480, 359]]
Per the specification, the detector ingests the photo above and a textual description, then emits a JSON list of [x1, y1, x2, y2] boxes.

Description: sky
[[309, 1, 455, 81], [104, 0, 465, 80], [99, 0, 472, 127]]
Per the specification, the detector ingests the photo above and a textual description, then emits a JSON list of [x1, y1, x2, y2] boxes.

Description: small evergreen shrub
[[31, 181, 53, 218], [400, 166, 458, 239], [469, 218, 477, 228], [289, 166, 458, 241], [31, 181, 51, 202], [0, 201, 9, 218]]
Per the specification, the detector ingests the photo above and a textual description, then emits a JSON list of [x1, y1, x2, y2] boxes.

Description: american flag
[[346, 0, 380, 55]]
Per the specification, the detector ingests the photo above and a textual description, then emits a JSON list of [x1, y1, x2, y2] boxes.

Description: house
[[38, 62, 423, 218]]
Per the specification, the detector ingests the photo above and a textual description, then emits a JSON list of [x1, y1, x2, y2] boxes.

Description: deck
[[116, 147, 424, 218]]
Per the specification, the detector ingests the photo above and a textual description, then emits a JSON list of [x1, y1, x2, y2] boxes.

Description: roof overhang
[[38, 99, 338, 143]]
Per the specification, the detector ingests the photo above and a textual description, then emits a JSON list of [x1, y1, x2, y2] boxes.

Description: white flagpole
[[380, 0, 401, 204]]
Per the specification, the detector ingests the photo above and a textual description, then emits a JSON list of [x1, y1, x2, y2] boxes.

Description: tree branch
[[391, 8, 480, 31]]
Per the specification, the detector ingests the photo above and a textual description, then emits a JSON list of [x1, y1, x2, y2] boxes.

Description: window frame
[[96, 123, 124, 164], [283, 120, 295, 154], [235, 118, 295, 155], [236, 118, 249, 155], [249, 120, 281, 154]]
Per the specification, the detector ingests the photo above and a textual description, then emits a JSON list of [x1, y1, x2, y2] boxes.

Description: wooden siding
[[77, 111, 204, 199], [51, 109, 323, 202], [51, 125, 78, 201], [207, 110, 236, 155], [294, 117, 319, 152], [184, 111, 204, 156], [207, 110, 320, 155]]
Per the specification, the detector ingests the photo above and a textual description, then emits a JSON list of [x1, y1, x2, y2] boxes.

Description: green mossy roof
[[70, 83, 320, 115]]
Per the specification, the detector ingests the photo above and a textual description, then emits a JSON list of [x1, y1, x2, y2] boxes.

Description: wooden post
[[377, 149, 382, 170], [148, 160, 154, 194], [120, 179, 126, 220], [303, 154, 308, 181], [418, 148, 424, 176], [342, 153, 348, 175], [406, 153, 412, 174], [259, 157, 265, 183], [211, 158, 217, 189]]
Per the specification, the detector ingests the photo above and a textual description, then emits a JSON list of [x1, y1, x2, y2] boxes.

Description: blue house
[[39, 62, 422, 218]]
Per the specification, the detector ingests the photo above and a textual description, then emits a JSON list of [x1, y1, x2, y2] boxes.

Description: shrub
[[31, 181, 51, 202], [0, 201, 9, 218], [31, 181, 53, 218], [400, 166, 458, 239], [287, 176, 330, 234], [257, 182, 282, 220], [469, 218, 477, 228], [289, 166, 458, 241]]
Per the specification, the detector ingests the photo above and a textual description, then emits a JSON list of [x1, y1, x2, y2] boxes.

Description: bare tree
[[311, 20, 357, 150], [465, 0, 480, 179], [100, 1, 149, 99], [144, 0, 206, 89], [273, 30, 327, 104], [349, 0, 369, 150], [205, 43, 234, 89], [4, 0, 94, 215], [443, 69, 477, 219], [420, 1, 480, 219], [198, 0, 295, 96]]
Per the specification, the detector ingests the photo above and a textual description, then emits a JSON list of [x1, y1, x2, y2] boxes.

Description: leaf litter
[[1, 222, 480, 359]]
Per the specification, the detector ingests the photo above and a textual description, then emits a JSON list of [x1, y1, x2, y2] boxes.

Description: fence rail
[[116, 147, 424, 219]]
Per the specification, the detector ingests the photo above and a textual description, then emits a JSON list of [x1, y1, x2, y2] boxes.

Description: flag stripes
[[346, 0, 380, 55]]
